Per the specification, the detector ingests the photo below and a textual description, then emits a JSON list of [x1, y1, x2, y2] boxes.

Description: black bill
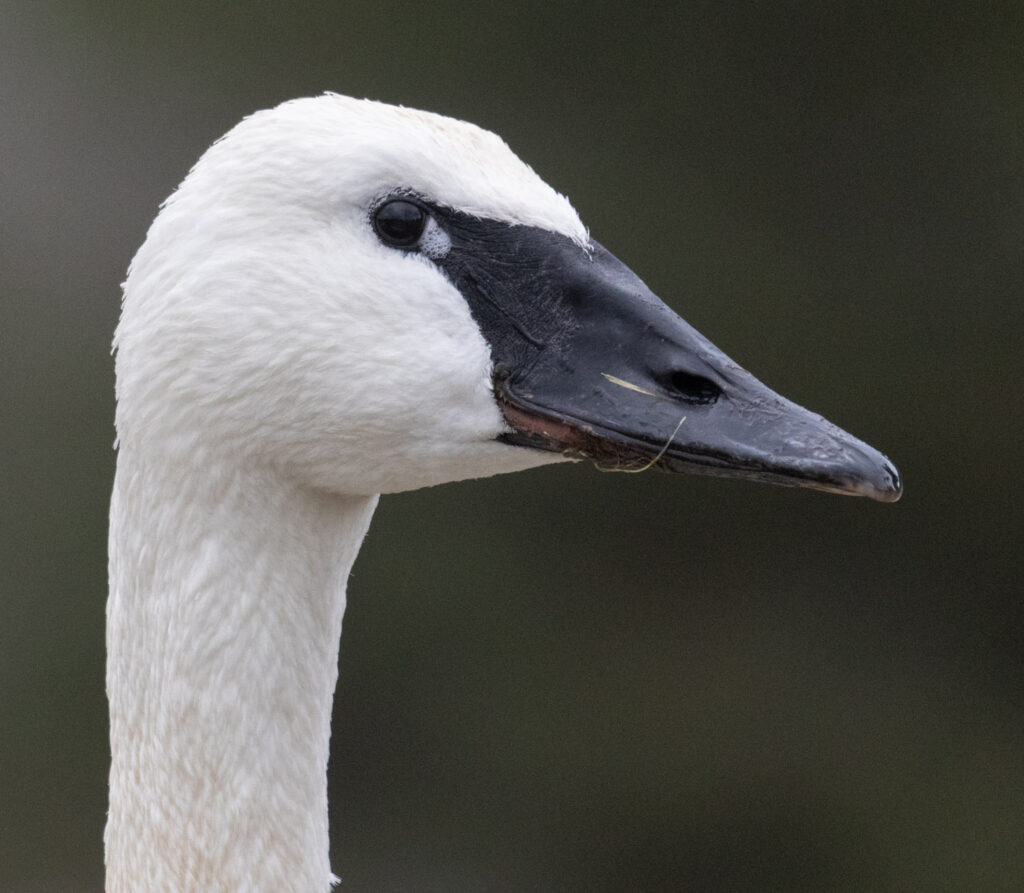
[[426, 205, 901, 503]]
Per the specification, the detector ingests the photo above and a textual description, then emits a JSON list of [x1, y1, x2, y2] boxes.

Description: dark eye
[[373, 200, 427, 248]]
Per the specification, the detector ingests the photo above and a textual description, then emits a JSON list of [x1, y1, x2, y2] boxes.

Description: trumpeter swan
[[107, 94, 900, 892]]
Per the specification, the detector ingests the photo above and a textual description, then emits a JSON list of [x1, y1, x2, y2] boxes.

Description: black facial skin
[[371, 196, 901, 502]]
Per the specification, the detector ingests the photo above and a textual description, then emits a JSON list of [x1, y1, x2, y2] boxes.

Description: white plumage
[[109, 96, 585, 892]]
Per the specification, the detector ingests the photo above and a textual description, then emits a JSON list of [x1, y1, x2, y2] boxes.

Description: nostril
[[666, 370, 721, 404]]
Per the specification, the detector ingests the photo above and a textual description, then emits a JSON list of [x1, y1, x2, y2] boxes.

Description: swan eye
[[373, 200, 427, 248]]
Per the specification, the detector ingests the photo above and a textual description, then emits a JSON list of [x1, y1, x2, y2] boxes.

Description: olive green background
[[2, 2, 1022, 890]]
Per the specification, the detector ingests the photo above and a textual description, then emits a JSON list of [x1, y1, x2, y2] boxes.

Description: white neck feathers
[[106, 448, 377, 891]]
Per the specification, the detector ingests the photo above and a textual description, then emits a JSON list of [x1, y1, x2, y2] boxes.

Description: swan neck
[[106, 449, 377, 892]]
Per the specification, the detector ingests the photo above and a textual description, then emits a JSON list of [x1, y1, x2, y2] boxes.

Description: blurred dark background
[[2, 2, 1022, 890]]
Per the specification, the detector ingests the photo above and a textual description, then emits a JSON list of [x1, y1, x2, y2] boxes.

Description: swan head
[[115, 94, 900, 501]]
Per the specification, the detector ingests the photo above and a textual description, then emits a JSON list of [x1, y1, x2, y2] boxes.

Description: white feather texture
[[107, 95, 585, 892]]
